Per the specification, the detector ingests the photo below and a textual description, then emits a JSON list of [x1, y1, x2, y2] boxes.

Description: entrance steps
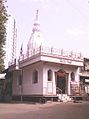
[[57, 94, 72, 102]]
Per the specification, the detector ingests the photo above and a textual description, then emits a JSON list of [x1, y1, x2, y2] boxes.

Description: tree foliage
[[0, 0, 8, 73]]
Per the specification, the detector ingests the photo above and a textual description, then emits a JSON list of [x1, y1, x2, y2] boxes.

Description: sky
[[7, 0, 89, 58]]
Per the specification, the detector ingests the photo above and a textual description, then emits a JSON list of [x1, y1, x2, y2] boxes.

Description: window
[[71, 72, 75, 81], [17, 74, 22, 86], [48, 69, 52, 81], [32, 69, 38, 83]]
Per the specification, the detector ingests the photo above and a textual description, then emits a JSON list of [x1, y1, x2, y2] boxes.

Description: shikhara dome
[[27, 10, 44, 54]]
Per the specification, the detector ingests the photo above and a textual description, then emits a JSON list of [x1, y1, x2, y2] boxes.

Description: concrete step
[[57, 94, 72, 102]]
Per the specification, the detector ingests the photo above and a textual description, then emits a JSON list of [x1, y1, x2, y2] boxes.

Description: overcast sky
[[7, 0, 89, 57]]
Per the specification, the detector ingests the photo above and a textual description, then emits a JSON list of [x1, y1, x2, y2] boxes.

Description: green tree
[[0, 0, 8, 73]]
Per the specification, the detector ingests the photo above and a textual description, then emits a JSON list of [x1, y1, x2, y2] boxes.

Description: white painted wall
[[22, 62, 43, 95], [12, 61, 81, 96], [43, 63, 80, 95], [43, 63, 56, 95], [12, 62, 43, 96]]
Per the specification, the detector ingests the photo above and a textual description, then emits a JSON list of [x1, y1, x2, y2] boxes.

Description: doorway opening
[[56, 69, 67, 94], [57, 76, 66, 94]]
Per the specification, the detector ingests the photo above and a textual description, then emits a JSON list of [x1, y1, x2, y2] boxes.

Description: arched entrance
[[55, 69, 67, 94]]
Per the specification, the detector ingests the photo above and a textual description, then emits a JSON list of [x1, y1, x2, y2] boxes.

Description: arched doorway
[[55, 69, 67, 94]]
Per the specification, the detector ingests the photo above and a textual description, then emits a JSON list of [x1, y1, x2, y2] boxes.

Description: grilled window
[[48, 69, 52, 81], [32, 69, 38, 83], [71, 72, 75, 81]]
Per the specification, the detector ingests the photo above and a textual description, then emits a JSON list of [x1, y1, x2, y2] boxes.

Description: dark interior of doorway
[[57, 76, 66, 94]]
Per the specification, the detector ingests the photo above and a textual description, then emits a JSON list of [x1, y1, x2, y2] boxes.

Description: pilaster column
[[68, 73, 71, 95], [76, 67, 80, 85]]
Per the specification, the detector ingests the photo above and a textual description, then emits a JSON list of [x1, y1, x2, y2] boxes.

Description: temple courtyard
[[0, 101, 89, 119]]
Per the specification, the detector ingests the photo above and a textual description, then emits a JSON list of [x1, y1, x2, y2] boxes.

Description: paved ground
[[0, 101, 89, 119]]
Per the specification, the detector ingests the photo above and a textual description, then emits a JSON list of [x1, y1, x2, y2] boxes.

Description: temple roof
[[27, 10, 44, 55]]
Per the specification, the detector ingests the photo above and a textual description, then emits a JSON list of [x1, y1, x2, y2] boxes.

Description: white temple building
[[5, 10, 88, 102]]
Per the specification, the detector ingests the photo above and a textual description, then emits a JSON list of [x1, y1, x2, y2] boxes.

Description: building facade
[[5, 15, 17, 69], [80, 58, 89, 95], [6, 10, 89, 102]]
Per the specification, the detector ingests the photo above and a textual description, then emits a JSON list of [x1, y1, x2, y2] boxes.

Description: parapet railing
[[19, 45, 83, 62]]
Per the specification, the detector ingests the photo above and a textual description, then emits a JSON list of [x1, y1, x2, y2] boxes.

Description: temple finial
[[36, 9, 39, 20]]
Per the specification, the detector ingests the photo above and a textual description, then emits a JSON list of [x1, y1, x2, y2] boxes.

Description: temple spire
[[27, 10, 44, 56], [36, 10, 39, 21], [32, 9, 40, 32]]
